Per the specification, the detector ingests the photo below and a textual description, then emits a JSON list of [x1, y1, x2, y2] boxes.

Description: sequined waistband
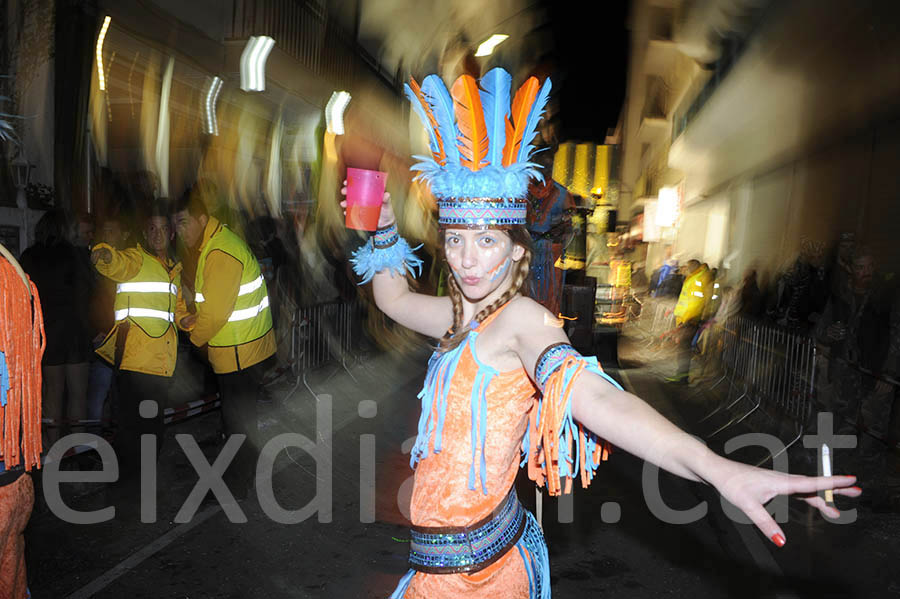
[[407, 488, 525, 574]]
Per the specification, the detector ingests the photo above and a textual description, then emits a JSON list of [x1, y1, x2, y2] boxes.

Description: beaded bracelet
[[350, 223, 423, 284]]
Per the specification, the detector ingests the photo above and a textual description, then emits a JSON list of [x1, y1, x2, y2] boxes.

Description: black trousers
[[217, 359, 271, 495], [115, 370, 169, 480]]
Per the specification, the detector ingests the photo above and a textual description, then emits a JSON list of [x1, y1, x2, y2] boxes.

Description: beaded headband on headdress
[[404, 68, 552, 228]]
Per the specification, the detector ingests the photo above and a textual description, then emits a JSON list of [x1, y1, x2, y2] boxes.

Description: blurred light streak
[[474, 34, 509, 57], [643, 200, 661, 242], [128, 51, 139, 119], [323, 130, 337, 163], [89, 47, 108, 167], [203, 76, 223, 135], [657, 186, 679, 227], [593, 145, 609, 203], [234, 102, 263, 217], [96, 16, 111, 91], [240, 36, 275, 92], [325, 91, 351, 135], [155, 56, 174, 198], [104, 51, 116, 123], [572, 143, 592, 197], [267, 114, 284, 218], [553, 144, 570, 186], [140, 54, 161, 186]]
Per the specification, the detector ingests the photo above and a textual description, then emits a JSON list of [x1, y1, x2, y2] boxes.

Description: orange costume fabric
[[393, 303, 614, 598], [0, 474, 33, 599]]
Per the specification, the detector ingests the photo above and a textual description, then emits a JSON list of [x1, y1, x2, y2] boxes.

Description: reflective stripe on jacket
[[113, 259, 178, 337]]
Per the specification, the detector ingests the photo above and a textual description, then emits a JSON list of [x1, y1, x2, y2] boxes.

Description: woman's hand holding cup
[[341, 179, 395, 229]]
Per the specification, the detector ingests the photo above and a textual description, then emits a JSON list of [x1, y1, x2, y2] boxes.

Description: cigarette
[[822, 444, 834, 503]]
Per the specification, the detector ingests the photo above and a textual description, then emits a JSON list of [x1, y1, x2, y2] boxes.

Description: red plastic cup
[[345, 167, 386, 231]]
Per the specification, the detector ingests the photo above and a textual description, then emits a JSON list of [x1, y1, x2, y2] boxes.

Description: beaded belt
[[408, 487, 525, 574]]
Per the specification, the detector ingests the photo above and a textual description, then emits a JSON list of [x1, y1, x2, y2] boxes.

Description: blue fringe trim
[[350, 237, 423, 285], [411, 347, 464, 468], [521, 354, 623, 487], [410, 332, 498, 495], [516, 509, 551, 599], [388, 568, 416, 598], [466, 335, 498, 494]]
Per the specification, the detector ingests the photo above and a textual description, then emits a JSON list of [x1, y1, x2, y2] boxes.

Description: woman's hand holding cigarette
[[710, 461, 861, 547]]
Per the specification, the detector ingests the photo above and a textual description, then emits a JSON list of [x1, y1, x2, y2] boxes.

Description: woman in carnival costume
[[343, 68, 860, 599]]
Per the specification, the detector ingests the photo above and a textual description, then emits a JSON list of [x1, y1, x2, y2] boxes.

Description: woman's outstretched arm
[[505, 297, 860, 545], [341, 186, 452, 339]]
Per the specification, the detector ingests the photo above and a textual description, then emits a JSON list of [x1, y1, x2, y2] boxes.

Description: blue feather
[[479, 68, 511, 168], [349, 238, 423, 285], [421, 75, 460, 166], [516, 77, 552, 164], [404, 83, 441, 159]]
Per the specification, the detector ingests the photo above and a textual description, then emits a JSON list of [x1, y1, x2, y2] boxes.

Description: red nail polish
[[852, 486, 862, 492], [771, 533, 786, 547]]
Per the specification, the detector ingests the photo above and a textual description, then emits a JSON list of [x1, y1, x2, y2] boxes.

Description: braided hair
[[439, 226, 533, 352]]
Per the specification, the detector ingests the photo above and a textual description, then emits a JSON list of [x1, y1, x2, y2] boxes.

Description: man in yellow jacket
[[173, 190, 276, 499], [91, 200, 188, 480], [673, 260, 711, 326], [668, 259, 711, 382]]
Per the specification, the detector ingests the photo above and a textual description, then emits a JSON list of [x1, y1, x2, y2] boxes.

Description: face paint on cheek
[[487, 256, 511, 282]]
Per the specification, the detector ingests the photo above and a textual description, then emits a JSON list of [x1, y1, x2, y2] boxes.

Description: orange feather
[[502, 77, 539, 167], [409, 77, 446, 165], [450, 75, 489, 171]]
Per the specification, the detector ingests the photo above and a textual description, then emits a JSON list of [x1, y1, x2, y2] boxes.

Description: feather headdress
[[406, 68, 552, 227]]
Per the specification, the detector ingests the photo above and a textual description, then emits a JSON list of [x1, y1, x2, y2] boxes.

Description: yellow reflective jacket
[[674, 266, 711, 326], [187, 218, 276, 374], [93, 243, 187, 376]]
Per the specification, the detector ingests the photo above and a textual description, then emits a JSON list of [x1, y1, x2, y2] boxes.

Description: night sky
[[542, 0, 629, 143]]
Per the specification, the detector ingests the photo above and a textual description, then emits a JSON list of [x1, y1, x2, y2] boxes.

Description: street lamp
[[11, 151, 32, 210]]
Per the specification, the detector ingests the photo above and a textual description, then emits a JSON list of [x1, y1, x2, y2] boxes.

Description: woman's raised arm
[[341, 185, 453, 339], [506, 298, 860, 546]]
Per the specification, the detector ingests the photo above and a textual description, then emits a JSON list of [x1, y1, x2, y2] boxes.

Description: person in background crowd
[[249, 215, 288, 326], [72, 211, 95, 251], [667, 259, 709, 383], [700, 267, 721, 321], [815, 246, 892, 476], [767, 240, 827, 333], [654, 258, 683, 298], [86, 210, 134, 438], [738, 267, 763, 317], [648, 260, 666, 296], [173, 189, 276, 500], [525, 147, 573, 316], [823, 232, 857, 305], [91, 200, 187, 483], [19, 210, 94, 446]]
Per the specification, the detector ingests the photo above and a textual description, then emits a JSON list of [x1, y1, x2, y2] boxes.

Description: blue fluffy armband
[[349, 228, 424, 285]]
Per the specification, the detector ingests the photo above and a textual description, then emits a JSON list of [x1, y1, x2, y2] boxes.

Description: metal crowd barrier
[[286, 299, 362, 400], [695, 316, 816, 465], [632, 297, 676, 346]]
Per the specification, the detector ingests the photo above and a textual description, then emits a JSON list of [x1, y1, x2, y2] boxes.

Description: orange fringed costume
[[391, 303, 620, 599], [0, 248, 45, 599]]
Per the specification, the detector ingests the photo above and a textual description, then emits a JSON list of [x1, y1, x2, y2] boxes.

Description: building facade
[[619, 0, 900, 285]]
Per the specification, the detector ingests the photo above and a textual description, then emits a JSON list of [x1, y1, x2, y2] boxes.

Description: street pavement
[[24, 332, 900, 598]]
